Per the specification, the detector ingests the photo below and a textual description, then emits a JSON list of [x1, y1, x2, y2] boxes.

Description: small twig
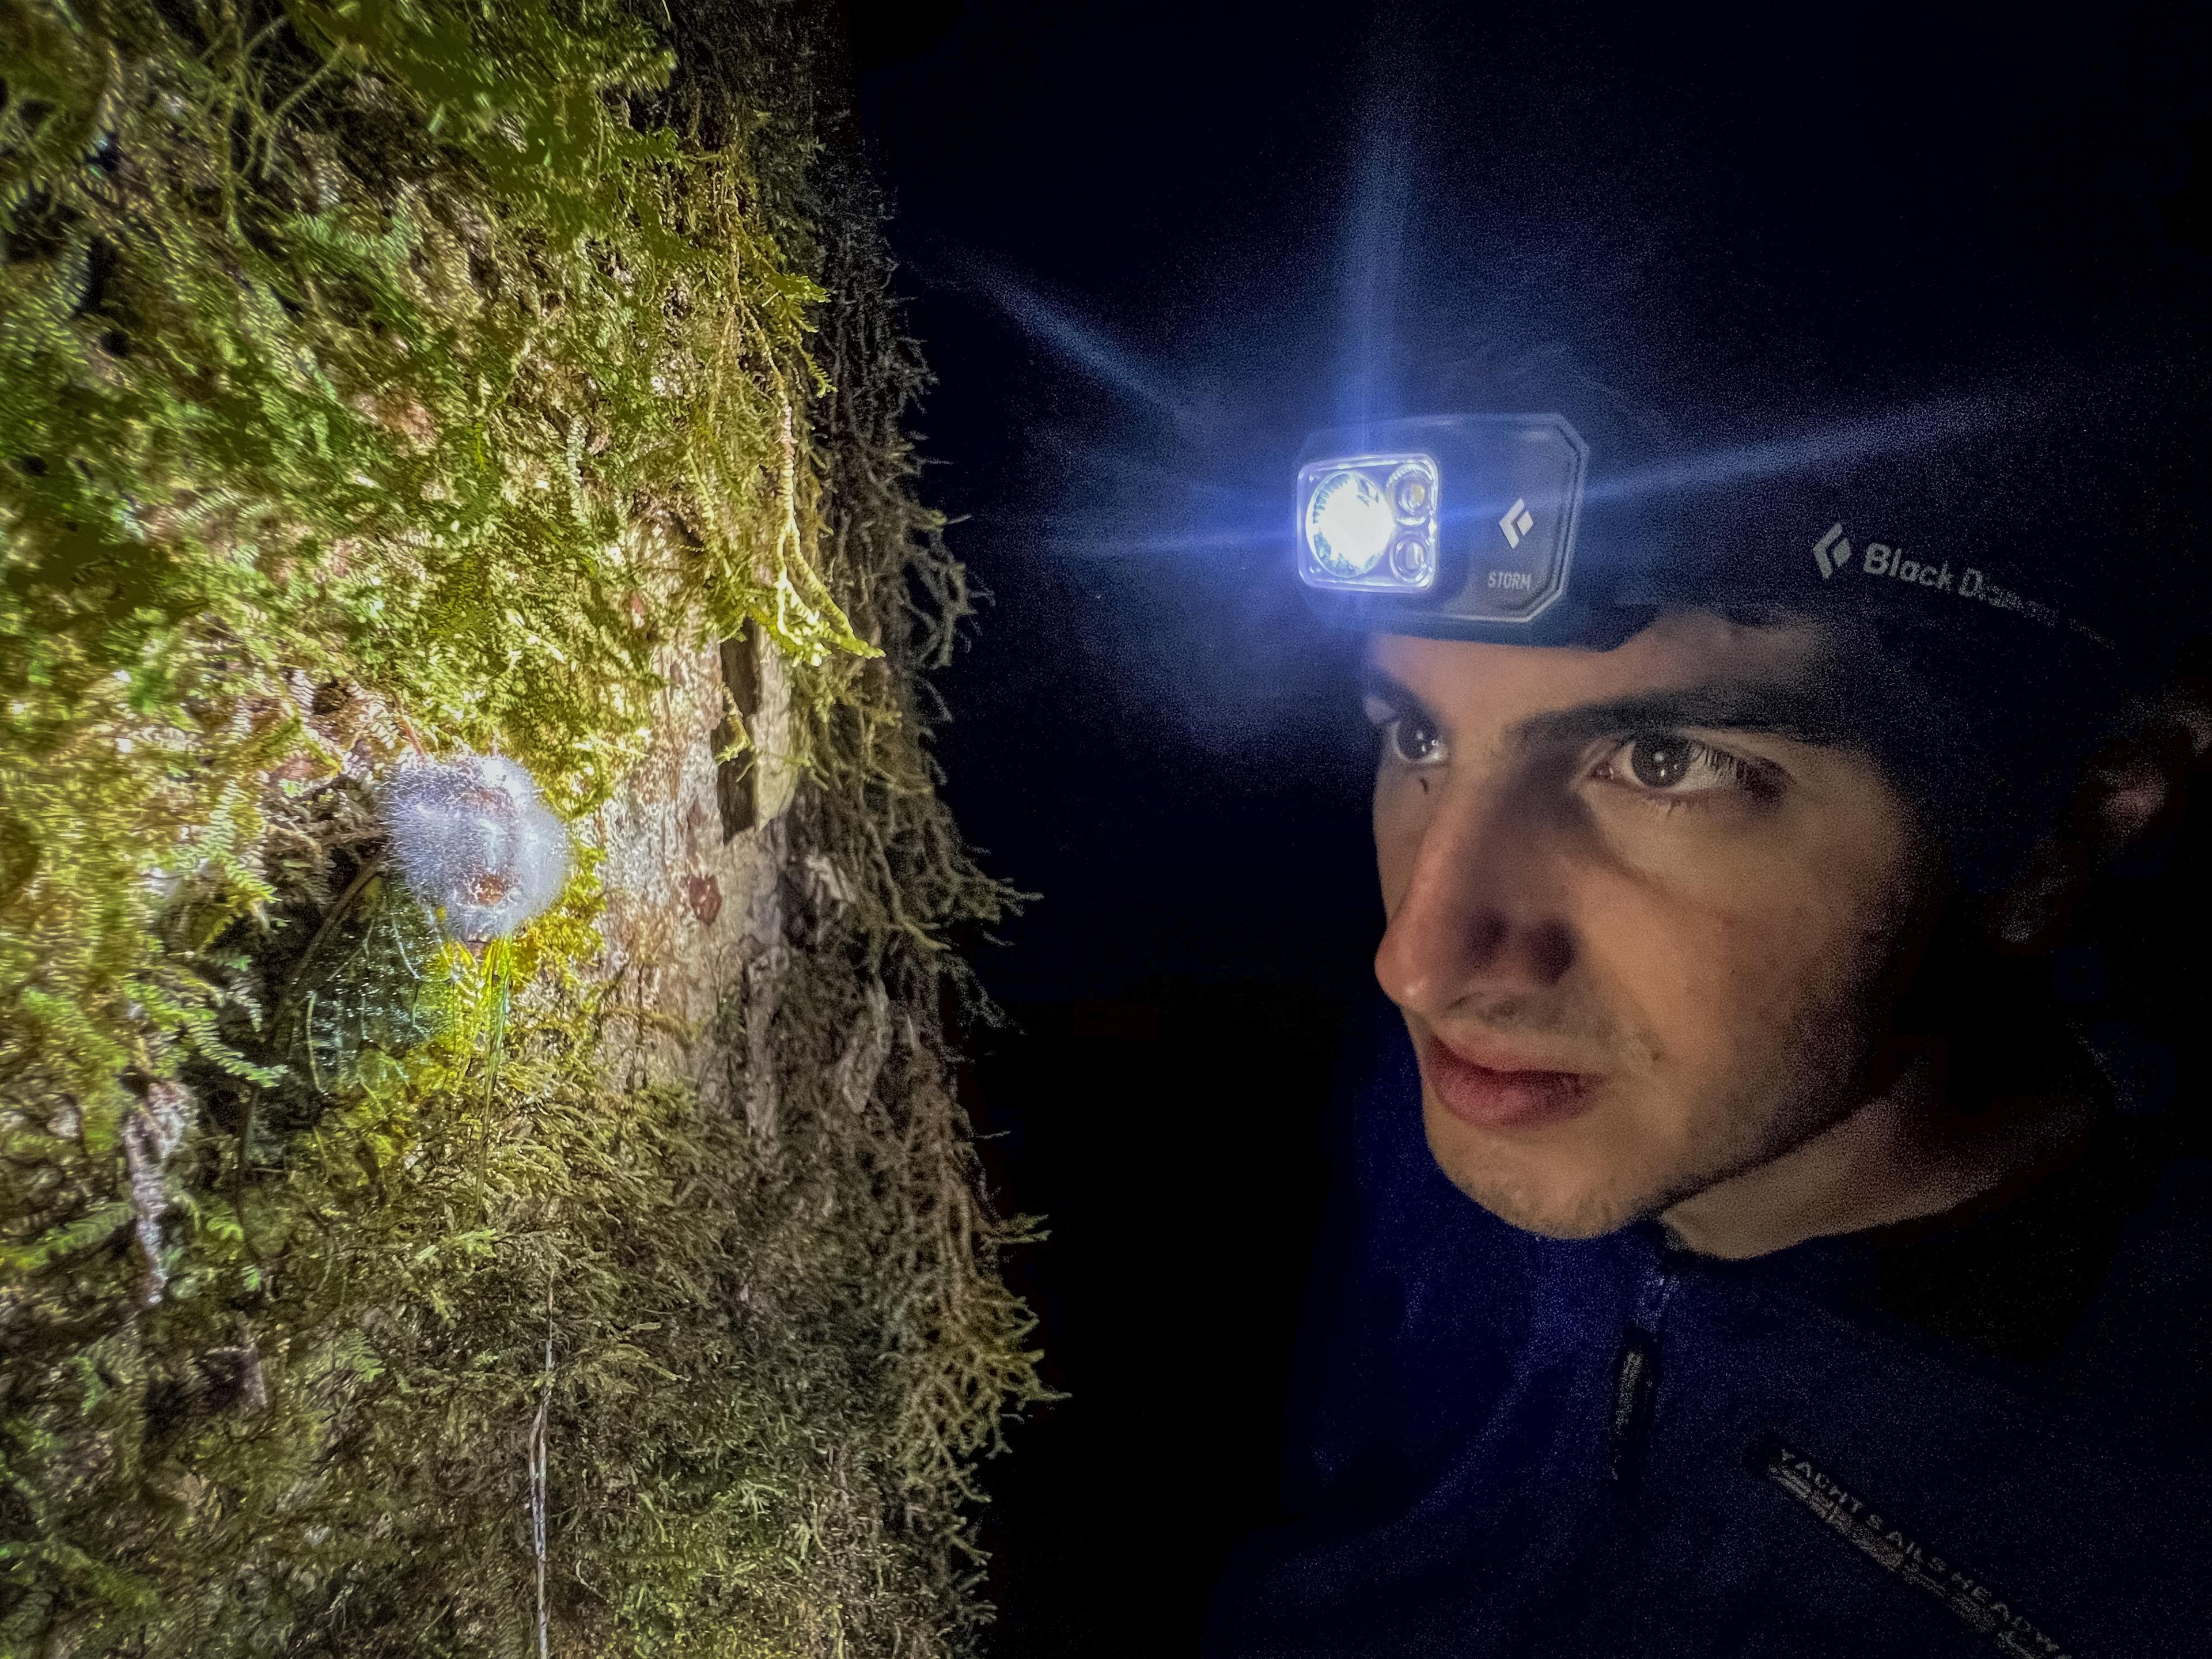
[[529, 1274, 555, 1659], [302, 990, 323, 1093], [236, 849, 385, 1201], [257, 49, 346, 179], [232, 1080, 259, 1187], [271, 849, 388, 1033]]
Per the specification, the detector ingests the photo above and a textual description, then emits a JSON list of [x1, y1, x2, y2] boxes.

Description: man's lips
[[1418, 1032, 1600, 1131]]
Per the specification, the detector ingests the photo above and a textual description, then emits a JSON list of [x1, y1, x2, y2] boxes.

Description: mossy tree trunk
[[0, 3, 1043, 1654]]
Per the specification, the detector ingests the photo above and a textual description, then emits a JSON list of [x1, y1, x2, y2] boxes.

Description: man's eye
[[1596, 733, 1770, 798], [1387, 715, 1444, 766], [1363, 695, 1446, 766]]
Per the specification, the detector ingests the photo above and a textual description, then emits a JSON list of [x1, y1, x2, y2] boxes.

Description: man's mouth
[[1418, 1032, 1599, 1131]]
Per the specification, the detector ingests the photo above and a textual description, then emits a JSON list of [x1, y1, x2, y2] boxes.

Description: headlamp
[[1296, 414, 1589, 637]]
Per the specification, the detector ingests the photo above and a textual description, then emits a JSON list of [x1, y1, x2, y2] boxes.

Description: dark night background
[[837, 5, 2212, 1653]]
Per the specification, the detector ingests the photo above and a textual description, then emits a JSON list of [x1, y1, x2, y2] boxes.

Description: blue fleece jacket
[[1206, 1022, 2212, 1658]]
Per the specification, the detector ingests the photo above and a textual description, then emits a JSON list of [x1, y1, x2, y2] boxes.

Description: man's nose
[[1374, 781, 1576, 1021]]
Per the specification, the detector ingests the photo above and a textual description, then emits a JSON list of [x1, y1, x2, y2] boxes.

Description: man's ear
[[1986, 681, 2212, 951]]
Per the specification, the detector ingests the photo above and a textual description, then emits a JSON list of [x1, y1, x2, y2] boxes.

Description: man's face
[[1368, 611, 1938, 1238]]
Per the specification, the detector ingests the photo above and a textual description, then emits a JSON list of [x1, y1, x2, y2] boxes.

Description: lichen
[[0, 2, 1043, 1653]]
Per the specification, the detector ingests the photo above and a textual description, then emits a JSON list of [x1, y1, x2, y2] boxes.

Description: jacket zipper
[[1608, 1259, 1679, 1484]]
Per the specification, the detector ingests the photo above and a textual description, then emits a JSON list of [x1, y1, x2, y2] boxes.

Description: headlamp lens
[[1304, 468, 1395, 577], [1390, 535, 1433, 584], [1389, 465, 1431, 520]]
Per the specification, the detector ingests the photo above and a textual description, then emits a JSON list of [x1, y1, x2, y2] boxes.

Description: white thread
[[529, 1283, 553, 1659]]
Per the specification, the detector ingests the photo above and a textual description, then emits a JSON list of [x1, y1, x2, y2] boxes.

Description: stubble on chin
[[1415, 955, 1890, 1242], [1416, 1088, 1659, 1240]]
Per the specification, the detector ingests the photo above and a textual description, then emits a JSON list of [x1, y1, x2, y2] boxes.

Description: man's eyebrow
[[1359, 663, 1859, 748], [1510, 682, 1855, 749], [1358, 665, 1435, 722]]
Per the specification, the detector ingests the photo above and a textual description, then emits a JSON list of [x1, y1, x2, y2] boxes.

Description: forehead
[[1366, 611, 1832, 726]]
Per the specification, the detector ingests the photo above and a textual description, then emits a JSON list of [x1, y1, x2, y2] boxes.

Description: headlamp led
[[1300, 461, 1431, 586], [1296, 414, 1589, 637]]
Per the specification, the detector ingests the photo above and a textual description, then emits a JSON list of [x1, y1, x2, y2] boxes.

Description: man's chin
[[1421, 1115, 1659, 1239], [1452, 1179, 1650, 1240]]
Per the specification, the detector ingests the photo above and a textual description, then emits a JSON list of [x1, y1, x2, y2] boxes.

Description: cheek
[[1583, 831, 1914, 1086]]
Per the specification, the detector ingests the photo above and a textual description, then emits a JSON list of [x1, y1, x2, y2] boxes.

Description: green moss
[[0, 2, 1043, 1652]]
